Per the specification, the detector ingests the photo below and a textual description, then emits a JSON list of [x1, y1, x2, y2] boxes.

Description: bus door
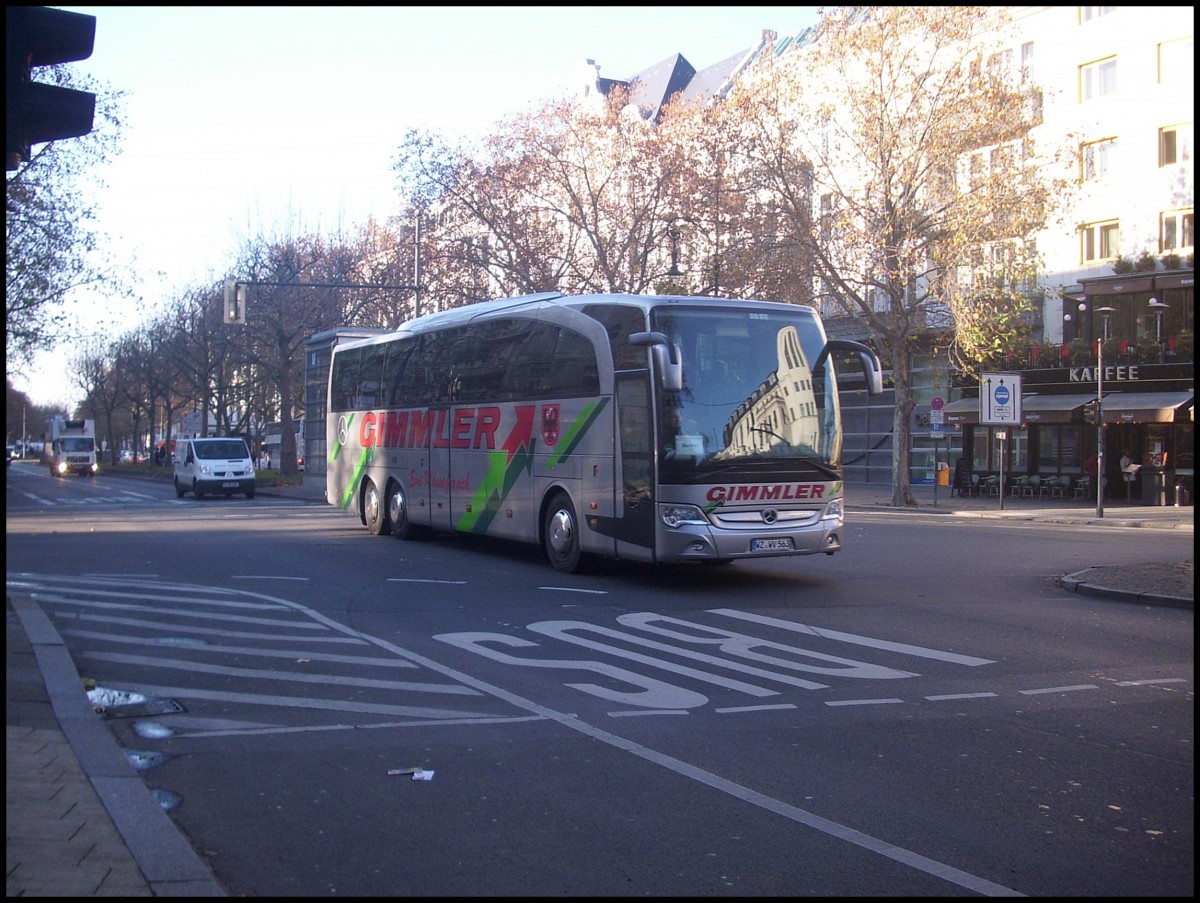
[[428, 404, 453, 531], [614, 373, 655, 555]]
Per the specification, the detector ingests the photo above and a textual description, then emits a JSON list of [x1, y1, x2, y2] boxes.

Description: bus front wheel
[[364, 479, 391, 536], [543, 492, 582, 573]]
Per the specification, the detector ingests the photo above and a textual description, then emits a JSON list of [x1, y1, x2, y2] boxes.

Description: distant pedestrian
[[259, 449, 270, 470], [1084, 452, 1099, 499]]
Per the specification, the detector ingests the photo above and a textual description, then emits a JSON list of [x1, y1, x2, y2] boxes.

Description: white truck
[[44, 416, 98, 476]]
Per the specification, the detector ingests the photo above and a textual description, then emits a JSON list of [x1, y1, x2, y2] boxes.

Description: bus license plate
[[751, 538, 794, 552]]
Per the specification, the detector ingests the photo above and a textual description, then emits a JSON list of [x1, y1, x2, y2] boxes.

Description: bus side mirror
[[813, 339, 884, 395], [629, 331, 684, 392]]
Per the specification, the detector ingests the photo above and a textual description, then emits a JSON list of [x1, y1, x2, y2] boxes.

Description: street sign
[[981, 372, 1022, 425], [931, 396, 945, 411]]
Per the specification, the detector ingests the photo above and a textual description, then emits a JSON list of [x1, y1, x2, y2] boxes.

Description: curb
[[1058, 573, 1193, 609]]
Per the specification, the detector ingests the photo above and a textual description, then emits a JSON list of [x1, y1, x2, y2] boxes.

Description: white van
[[173, 437, 256, 499]]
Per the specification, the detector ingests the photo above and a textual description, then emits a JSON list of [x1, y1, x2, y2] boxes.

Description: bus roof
[[333, 293, 820, 352]]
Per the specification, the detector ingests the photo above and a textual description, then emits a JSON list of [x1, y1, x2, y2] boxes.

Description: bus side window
[[357, 342, 388, 409], [385, 337, 417, 408], [331, 347, 362, 412], [581, 303, 648, 371], [508, 322, 559, 399], [546, 327, 600, 397]]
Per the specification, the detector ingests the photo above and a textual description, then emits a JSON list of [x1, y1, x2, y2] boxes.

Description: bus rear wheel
[[543, 491, 582, 573], [364, 478, 391, 536]]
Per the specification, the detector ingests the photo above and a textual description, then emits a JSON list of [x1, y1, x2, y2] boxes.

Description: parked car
[[173, 437, 256, 499]]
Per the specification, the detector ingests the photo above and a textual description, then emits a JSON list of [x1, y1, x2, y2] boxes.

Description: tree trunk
[[888, 341, 917, 507]]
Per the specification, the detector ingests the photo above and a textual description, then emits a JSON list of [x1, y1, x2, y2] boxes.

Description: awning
[[1102, 392, 1193, 424], [943, 398, 979, 425], [1080, 276, 1155, 295], [943, 394, 1096, 425], [1020, 394, 1096, 424]]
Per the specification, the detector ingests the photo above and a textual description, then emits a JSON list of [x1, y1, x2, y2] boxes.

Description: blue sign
[[994, 385, 1010, 406]]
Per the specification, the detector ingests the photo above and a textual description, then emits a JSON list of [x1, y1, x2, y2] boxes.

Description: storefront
[[944, 365, 1193, 505]]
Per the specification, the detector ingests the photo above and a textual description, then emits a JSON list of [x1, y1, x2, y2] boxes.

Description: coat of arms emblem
[[541, 404, 560, 447]]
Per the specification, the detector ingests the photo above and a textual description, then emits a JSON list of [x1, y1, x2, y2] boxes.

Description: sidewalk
[[6, 472, 1191, 897], [6, 593, 226, 897]]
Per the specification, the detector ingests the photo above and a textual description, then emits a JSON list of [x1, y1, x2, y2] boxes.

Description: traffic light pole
[[222, 279, 423, 325], [1094, 306, 1114, 519]]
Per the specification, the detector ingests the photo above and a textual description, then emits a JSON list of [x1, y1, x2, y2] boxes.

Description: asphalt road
[[6, 463, 1195, 896]]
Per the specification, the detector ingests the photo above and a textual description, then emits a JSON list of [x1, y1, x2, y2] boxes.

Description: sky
[[14, 5, 818, 410]]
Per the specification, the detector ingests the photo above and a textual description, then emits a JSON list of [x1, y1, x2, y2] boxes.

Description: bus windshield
[[651, 306, 840, 481]]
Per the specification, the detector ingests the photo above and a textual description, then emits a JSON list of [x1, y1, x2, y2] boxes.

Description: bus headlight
[[823, 498, 844, 520], [660, 504, 708, 528]]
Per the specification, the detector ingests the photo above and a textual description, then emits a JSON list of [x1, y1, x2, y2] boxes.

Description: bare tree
[[232, 233, 361, 475], [5, 67, 126, 368], [393, 89, 691, 304], [714, 6, 1075, 506]]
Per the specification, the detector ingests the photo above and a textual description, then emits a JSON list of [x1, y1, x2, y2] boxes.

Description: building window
[[1159, 37, 1193, 86], [1039, 425, 1083, 473], [1159, 123, 1193, 166], [1020, 41, 1035, 82], [1161, 209, 1194, 252], [1081, 220, 1120, 263], [969, 152, 984, 191], [1080, 6, 1115, 22], [1080, 57, 1116, 101], [1082, 137, 1117, 180], [819, 193, 834, 242]]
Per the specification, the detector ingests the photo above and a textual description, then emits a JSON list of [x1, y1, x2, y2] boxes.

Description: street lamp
[[1148, 297, 1168, 359], [667, 222, 684, 278], [1092, 304, 1115, 518]]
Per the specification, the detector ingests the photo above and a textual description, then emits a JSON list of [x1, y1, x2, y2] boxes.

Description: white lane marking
[[172, 714, 547, 739], [106, 682, 502, 721], [925, 692, 1000, 701], [616, 613, 919, 680], [64, 629, 414, 666], [1018, 684, 1099, 695], [231, 575, 310, 581], [80, 652, 480, 695], [31, 585, 289, 609], [55, 611, 368, 643], [1116, 678, 1187, 686], [540, 586, 609, 594], [387, 578, 468, 585], [710, 609, 996, 667], [824, 698, 906, 707], [37, 594, 327, 628]]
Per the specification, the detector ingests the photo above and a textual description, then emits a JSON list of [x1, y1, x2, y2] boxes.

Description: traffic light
[[1082, 400, 1099, 425], [6, 6, 97, 171], [224, 280, 247, 325]]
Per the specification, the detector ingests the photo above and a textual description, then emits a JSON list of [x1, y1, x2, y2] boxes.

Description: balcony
[[988, 333, 1194, 370]]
